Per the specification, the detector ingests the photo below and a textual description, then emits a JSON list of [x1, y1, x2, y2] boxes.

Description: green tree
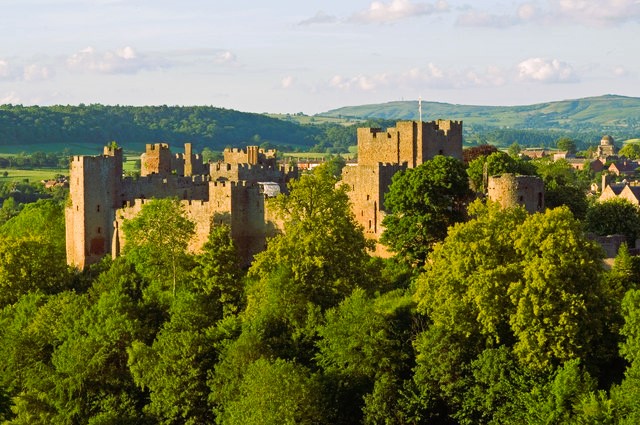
[[414, 200, 527, 346], [122, 198, 195, 297], [1, 199, 65, 244], [519, 360, 597, 424], [0, 236, 71, 306], [315, 288, 415, 423], [248, 165, 376, 313], [412, 202, 609, 421], [467, 151, 535, 192], [220, 358, 328, 425], [211, 167, 380, 421], [610, 289, 640, 423], [319, 154, 346, 178], [128, 291, 220, 424], [381, 155, 471, 266], [190, 224, 244, 317], [508, 142, 522, 157], [533, 157, 589, 218], [585, 198, 640, 246], [618, 143, 640, 160], [510, 207, 605, 371], [557, 137, 578, 154]]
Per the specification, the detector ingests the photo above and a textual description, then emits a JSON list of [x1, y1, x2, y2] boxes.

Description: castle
[[342, 120, 463, 254], [66, 119, 546, 268], [65, 143, 297, 269]]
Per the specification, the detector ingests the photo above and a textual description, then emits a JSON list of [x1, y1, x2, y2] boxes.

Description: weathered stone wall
[[487, 174, 544, 213], [356, 120, 463, 168], [141, 143, 173, 176], [67, 143, 293, 269], [66, 148, 122, 269], [342, 162, 406, 256], [420, 119, 463, 162], [119, 174, 211, 203], [223, 146, 277, 167]]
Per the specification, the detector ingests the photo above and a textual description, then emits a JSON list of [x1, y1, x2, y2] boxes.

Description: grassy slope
[[318, 95, 640, 130], [0, 168, 67, 183]]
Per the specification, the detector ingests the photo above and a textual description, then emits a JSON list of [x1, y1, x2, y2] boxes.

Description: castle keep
[[66, 143, 296, 269], [342, 120, 463, 254]]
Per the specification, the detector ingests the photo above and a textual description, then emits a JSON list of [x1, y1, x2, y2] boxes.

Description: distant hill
[[0, 104, 326, 153], [1, 95, 638, 154], [319, 94, 640, 147]]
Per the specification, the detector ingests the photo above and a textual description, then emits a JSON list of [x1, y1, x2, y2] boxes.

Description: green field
[[0, 168, 67, 183], [266, 113, 360, 126]]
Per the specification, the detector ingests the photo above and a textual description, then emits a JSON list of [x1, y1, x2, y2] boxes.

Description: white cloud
[[457, 0, 640, 28], [281, 76, 295, 89], [298, 11, 338, 26], [456, 2, 539, 27], [23, 64, 52, 81], [517, 58, 578, 83], [0, 92, 21, 104], [328, 63, 507, 92], [550, 0, 640, 26], [215, 51, 237, 65], [0, 60, 10, 78], [350, 0, 449, 24], [67, 46, 165, 74], [329, 73, 392, 91], [0, 59, 52, 82], [517, 3, 538, 20], [613, 66, 628, 77]]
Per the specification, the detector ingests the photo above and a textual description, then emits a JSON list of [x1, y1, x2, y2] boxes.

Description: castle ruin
[[342, 120, 463, 254], [65, 143, 297, 269]]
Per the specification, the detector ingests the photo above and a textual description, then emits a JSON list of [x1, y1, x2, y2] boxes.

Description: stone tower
[[343, 119, 463, 255], [487, 173, 544, 214], [65, 145, 123, 270], [141, 143, 172, 176]]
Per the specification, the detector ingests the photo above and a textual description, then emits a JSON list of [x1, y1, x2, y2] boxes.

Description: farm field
[[0, 168, 67, 183]]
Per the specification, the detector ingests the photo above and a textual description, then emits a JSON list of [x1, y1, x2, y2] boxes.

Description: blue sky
[[1, 0, 639, 114]]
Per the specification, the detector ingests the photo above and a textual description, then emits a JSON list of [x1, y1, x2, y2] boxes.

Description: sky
[[1, 0, 639, 114]]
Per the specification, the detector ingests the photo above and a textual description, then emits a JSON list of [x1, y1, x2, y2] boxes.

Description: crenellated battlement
[[146, 143, 169, 151], [67, 142, 294, 270]]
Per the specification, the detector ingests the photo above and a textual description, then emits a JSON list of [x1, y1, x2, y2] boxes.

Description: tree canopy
[[2, 150, 640, 423], [381, 155, 471, 266]]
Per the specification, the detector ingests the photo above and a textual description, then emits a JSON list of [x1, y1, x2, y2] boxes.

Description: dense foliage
[[1, 158, 640, 424], [0, 104, 340, 152]]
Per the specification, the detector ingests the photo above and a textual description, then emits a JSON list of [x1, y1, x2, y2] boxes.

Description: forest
[[0, 104, 387, 154], [0, 103, 625, 156], [1, 151, 640, 424]]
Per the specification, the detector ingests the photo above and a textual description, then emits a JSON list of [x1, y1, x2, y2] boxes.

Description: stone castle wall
[[66, 143, 290, 269], [342, 162, 406, 257], [223, 146, 277, 167], [356, 120, 463, 168], [209, 163, 296, 184]]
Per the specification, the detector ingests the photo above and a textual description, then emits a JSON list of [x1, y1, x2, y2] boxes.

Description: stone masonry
[[342, 120, 463, 255], [66, 143, 297, 270], [487, 174, 545, 214]]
